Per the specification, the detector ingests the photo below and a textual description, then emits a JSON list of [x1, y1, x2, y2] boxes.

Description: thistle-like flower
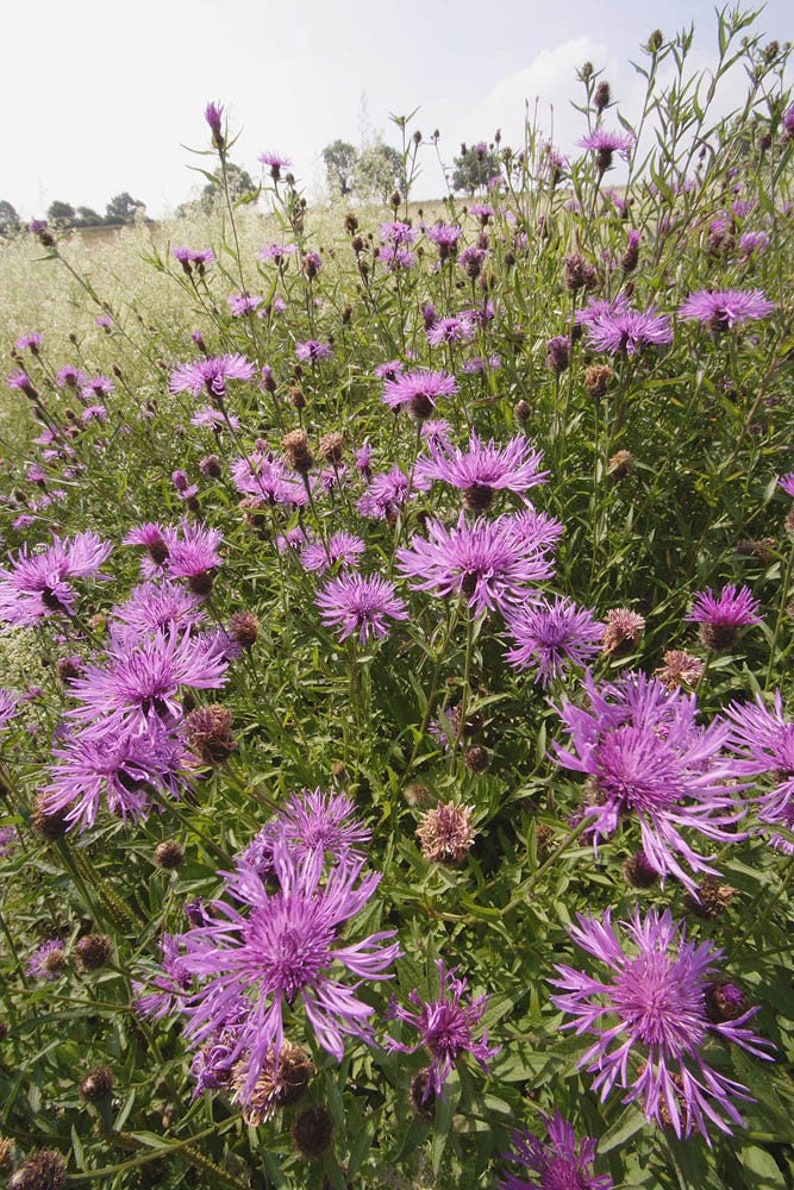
[[552, 671, 745, 892], [550, 907, 773, 1141], [385, 960, 500, 1098], [500, 1111, 613, 1190]]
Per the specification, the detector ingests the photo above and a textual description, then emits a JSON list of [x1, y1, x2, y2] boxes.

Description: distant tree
[[199, 164, 256, 213], [451, 142, 501, 195], [0, 199, 20, 236], [47, 200, 76, 225], [104, 192, 146, 225], [355, 142, 405, 204], [75, 206, 103, 226], [322, 140, 359, 198]]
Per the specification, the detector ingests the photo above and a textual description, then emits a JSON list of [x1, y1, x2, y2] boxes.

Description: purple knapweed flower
[[723, 691, 794, 841], [551, 907, 773, 1141], [0, 688, 18, 730], [578, 129, 634, 172], [205, 101, 225, 147], [44, 723, 191, 830], [228, 294, 265, 317], [415, 430, 548, 511], [356, 465, 411, 520], [396, 512, 555, 619], [685, 583, 762, 651], [15, 332, 42, 353], [738, 231, 770, 260], [169, 354, 255, 401], [295, 340, 333, 363], [377, 244, 415, 271], [258, 242, 297, 265], [0, 825, 17, 857], [500, 1111, 613, 1190], [385, 960, 500, 1099], [777, 473, 794, 498], [259, 151, 291, 180], [169, 843, 400, 1096], [65, 624, 228, 738], [27, 939, 66, 980], [230, 449, 308, 508], [679, 289, 775, 331], [56, 365, 87, 389], [504, 596, 604, 686], [426, 221, 461, 259], [0, 532, 112, 627], [315, 573, 407, 644], [583, 305, 673, 356], [300, 531, 365, 575], [380, 221, 415, 245], [382, 369, 458, 420], [552, 671, 746, 892], [113, 581, 205, 634], [426, 314, 475, 347], [241, 788, 371, 879]]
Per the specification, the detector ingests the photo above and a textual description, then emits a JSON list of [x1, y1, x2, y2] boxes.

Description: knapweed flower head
[[686, 583, 762, 651], [64, 624, 229, 739], [0, 688, 18, 730], [582, 305, 673, 356], [679, 289, 775, 331], [385, 960, 500, 1099], [601, 607, 645, 655], [164, 842, 400, 1098], [578, 129, 634, 171], [377, 244, 415, 271], [315, 572, 407, 644], [169, 354, 255, 401], [777, 472, 794, 498], [550, 907, 773, 1141], [205, 101, 225, 147], [241, 788, 371, 879], [300, 531, 365, 575], [27, 939, 67, 980], [43, 723, 191, 830], [552, 671, 745, 892], [0, 532, 112, 628], [414, 430, 549, 511], [723, 690, 794, 830], [382, 368, 458, 420], [15, 331, 42, 353], [426, 314, 475, 347], [356, 465, 411, 520], [739, 231, 770, 260], [500, 1110, 613, 1190], [230, 449, 308, 508], [654, 649, 704, 690], [504, 596, 604, 686], [416, 802, 475, 864], [396, 512, 556, 619], [259, 151, 291, 180], [295, 339, 333, 363]]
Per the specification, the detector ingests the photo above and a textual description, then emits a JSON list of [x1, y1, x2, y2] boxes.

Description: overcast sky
[[1, 0, 791, 219]]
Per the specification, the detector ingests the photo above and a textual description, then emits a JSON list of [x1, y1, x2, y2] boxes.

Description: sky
[[1, 0, 791, 220]]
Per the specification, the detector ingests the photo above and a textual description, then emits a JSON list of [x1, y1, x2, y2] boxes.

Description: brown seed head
[[292, 1106, 334, 1161], [464, 745, 490, 774], [282, 429, 313, 472], [228, 611, 260, 649], [416, 802, 475, 865], [318, 432, 345, 464], [79, 1065, 114, 1104], [32, 794, 69, 841], [654, 649, 704, 691], [685, 875, 737, 920], [608, 449, 633, 478], [75, 934, 112, 972], [154, 840, 186, 871], [185, 705, 235, 766], [233, 1042, 316, 1125], [602, 608, 645, 655], [584, 364, 615, 398], [9, 1149, 67, 1190]]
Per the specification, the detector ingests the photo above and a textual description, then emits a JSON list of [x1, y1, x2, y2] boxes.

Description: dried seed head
[[408, 1068, 436, 1120], [154, 840, 186, 871], [0, 1137, 14, 1175], [317, 432, 345, 464], [32, 794, 69, 841], [685, 875, 737, 920], [403, 783, 432, 808], [464, 745, 490, 773], [563, 253, 597, 293], [654, 649, 704, 690], [584, 364, 615, 398], [292, 1106, 334, 1161], [233, 1042, 316, 1125], [416, 802, 475, 865], [9, 1149, 67, 1190], [601, 608, 645, 655], [608, 449, 633, 478], [282, 429, 313, 472], [736, 537, 775, 563], [228, 611, 260, 649], [623, 849, 660, 888], [75, 934, 113, 972], [79, 1065, 114, 1104], [185, 705, 235, 766]]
